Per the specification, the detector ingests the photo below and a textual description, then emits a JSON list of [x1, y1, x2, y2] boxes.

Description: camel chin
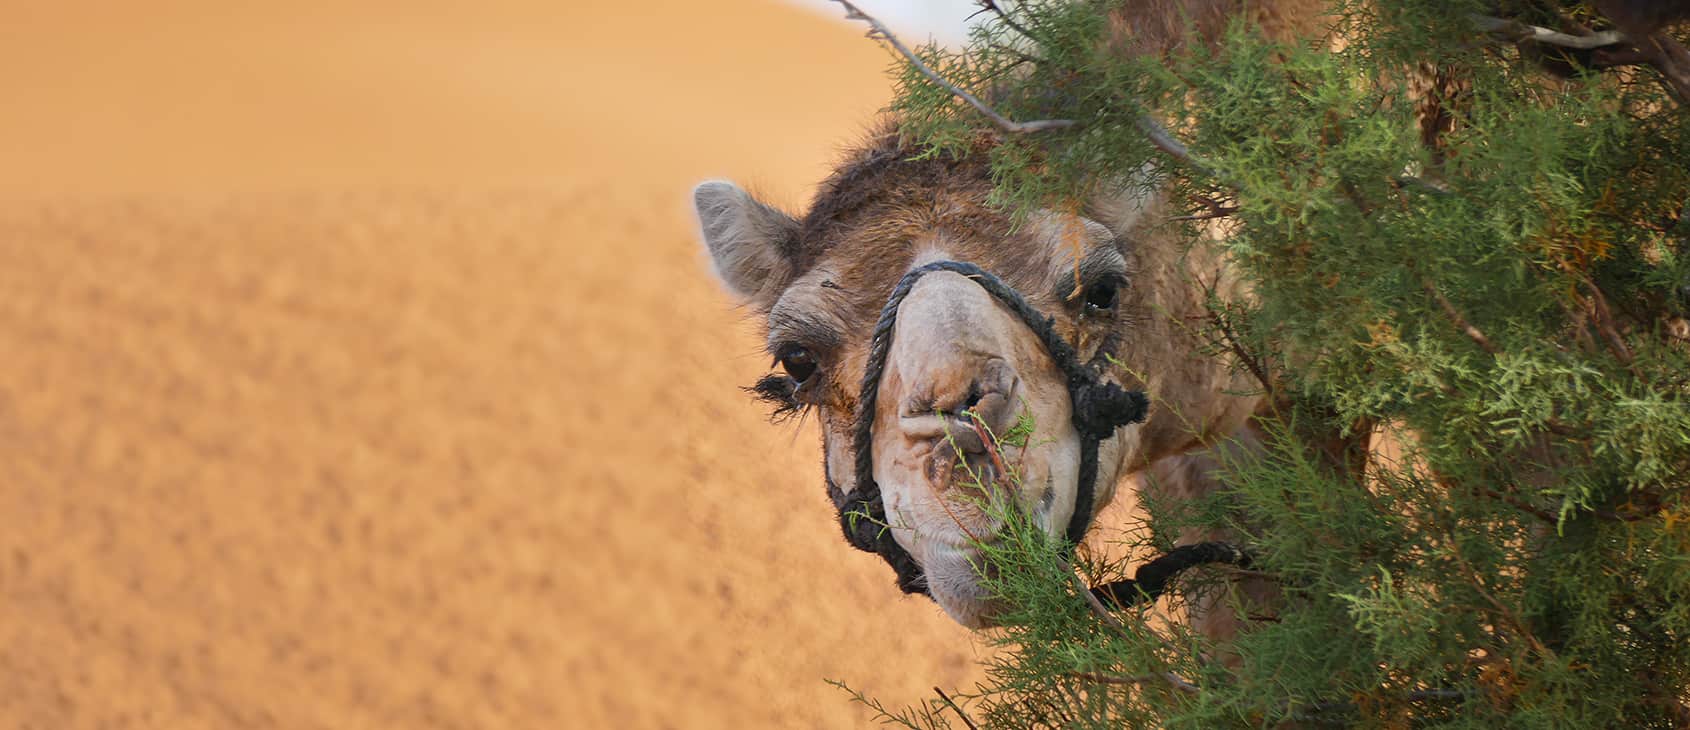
[[867, 268, 1147, 626]]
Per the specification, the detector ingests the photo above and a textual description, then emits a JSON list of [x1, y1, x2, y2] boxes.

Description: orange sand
[[0, 2, 991, 727]]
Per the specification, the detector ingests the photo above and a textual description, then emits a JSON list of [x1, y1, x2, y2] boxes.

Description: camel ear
[[692, 180, 801, 310]]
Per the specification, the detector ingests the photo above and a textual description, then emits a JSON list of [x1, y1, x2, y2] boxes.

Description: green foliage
[[844, 0, 1690, 726]]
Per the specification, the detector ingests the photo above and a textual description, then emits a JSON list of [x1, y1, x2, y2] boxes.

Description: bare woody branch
[[1206, 304, 1275, 395], [1135, 116, 1224, 179], [933, 687, 982, 730], [1482, 486, 1559, 525], [1195, 271, 1276, 399], [1618, 32, 1690, 102], [1170, 208, 1239, 222], [974, 0, 1036, 42], [831, 0, 1241, 179], [1470, 14, 1628, 49], [1072, 671, 1202, 695], [829, 0, 1076, 133], [844, 0, 1482, 202], [1583, 278, 1637, 367], [1394, 175, 1451, 197], [1067, 559, 1131, 634], [1472, 10, 1690, 101], [1300, 688, 1465, 716], [1423, 277, 1499, 354]]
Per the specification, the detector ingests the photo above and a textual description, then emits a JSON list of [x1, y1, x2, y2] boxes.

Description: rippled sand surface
[[0, 2, 986, 727]]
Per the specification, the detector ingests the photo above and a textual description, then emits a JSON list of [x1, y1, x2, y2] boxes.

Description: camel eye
[[776, 345, 818, 383], [1084, 279, 1120, 311]]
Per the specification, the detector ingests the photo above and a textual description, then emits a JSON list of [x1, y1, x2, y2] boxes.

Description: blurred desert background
[[0, 1, 1007, 727]]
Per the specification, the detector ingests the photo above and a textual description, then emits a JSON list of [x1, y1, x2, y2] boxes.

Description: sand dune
[[0, 2, 987, 727]]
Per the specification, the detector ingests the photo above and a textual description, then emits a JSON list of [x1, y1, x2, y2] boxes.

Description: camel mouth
[[772, 258, 1141, 620], [924, 444, 1014, 507], [896, 417, 1067, 551]]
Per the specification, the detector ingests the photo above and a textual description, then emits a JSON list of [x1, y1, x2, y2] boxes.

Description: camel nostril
[[960, 383, 983, 413], [967, 390, 1011, 429], [898, 363, 1020, 454]]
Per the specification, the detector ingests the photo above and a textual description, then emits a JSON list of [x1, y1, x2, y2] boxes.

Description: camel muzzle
[[837, 260, 1150, 596], [836, 260, 1252, 611]]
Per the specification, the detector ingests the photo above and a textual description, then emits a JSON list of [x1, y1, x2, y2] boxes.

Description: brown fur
[[794, 128, 1011, 274], [765, 121, 1264, 511], [772, 119, 1255, 453], [1107, 0, 1331, 58], [697, 0, 1337, 633], [770, 127, 1076, 407], [750, 124, 1271, 633]]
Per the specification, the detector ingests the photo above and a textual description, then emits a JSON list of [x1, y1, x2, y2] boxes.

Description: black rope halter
[[833, 260, 1249, 608]]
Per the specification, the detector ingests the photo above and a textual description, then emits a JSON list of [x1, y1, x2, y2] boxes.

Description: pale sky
[[788, 0, 980, 45]]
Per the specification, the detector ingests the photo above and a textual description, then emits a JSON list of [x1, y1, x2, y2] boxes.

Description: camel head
[[692, 133, 1158, 628]]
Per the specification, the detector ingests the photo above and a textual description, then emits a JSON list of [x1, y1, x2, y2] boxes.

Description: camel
[[692, 136, 1264, 629], [692, 1, 1325, 632]]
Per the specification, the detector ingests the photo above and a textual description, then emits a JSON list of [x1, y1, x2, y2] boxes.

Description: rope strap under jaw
[[1090, 542, 1253, 608]]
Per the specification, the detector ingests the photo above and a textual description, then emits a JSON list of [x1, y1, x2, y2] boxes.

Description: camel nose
[[898, 358, 1019, 453]]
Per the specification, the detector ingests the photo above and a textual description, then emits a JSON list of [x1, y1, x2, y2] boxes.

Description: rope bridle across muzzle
[[831, 259, 1249, 609]]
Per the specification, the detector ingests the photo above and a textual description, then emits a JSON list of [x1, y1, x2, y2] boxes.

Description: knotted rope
[[835, 260, 1248, 608]]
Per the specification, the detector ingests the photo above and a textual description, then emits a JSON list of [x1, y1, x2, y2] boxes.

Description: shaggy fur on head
[[693, 0, 1337, 632]]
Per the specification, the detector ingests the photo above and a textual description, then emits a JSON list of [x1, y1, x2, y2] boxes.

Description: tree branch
[[829, 0, 1076, 133], [1197, 273, 1275, 399], [1589, 45, 1653, 69], [1470, 14, 1627, 50], [1629, 34, 1690, 102], [1580, 275, 1637, 367], [1300, 688, 1465, 715], [1472, 9, 1690, 101], [831, 0, 1241, 180], [1169, 209, 1239, 222], [933, 686, 981, 730], [1482, 487, 1559, 525], [1423, 278, 1499, 354], [1135, 116, 1222, 179], [1067, 559, 1131, 634], [1394, 175, 1451, 197], [974, 0, 1036, 42], [1595, 0, 1690, 102], [988, 42, 1045, 68], [1071, 671, 1201, 695], [1172, 193, 1239, 222]]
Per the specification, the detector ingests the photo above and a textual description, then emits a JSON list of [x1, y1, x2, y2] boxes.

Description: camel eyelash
[[747, 374, 808, 423]]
